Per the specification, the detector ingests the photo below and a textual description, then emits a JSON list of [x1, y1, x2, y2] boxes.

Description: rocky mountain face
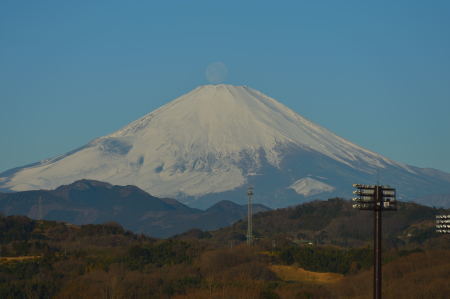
[[1, 84, 450, 208], [0, 180, 270, 238]]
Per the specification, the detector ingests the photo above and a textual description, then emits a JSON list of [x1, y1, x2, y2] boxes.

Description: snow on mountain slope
[[110, 85, 410, 170], [0, 84, 442, 207], [289, 177, 335, 197]]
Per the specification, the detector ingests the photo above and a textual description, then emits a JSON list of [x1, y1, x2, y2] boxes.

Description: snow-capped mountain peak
[[1, 84, 449, 208], [109, 84, 408, 170]]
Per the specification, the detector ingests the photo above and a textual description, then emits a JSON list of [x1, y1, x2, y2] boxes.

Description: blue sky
[[1, 1, 450, 173]]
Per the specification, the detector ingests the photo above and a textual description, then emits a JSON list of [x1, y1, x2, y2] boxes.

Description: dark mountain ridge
[[0, 179, 270, 238]]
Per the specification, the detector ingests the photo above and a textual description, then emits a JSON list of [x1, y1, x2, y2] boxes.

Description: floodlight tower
[[247, 186, 254, 245], [352, 184, 397, 299], [436, 215, 450, 234]]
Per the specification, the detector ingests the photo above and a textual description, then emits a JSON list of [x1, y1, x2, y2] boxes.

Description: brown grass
[[270, 264, 344, 284], [0, 255, 41, 263]]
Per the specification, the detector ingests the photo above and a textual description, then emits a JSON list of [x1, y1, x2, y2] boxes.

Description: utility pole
[[352, 184, 397, 299], [247, 186, 254, 245]]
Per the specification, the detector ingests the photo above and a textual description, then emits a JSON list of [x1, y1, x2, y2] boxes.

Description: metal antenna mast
[[38, 196, 43, 221], [246, 186, 254, 245]]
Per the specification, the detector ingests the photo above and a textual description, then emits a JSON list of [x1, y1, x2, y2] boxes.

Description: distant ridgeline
[[0, 180, 448, 246], [0, 179, 270, 238]]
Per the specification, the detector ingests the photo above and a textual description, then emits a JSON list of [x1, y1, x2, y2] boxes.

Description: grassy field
[[270, 264, 344, 284], [0, 255, 41, 264]]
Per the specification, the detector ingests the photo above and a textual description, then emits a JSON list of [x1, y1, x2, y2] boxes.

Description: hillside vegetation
[[0, 198, 448, 298], [189, 198, 448, 249]]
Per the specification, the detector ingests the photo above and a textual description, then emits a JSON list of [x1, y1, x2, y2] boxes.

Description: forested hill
[[1, 207, 449, 298], [180, 198, 449, 249]]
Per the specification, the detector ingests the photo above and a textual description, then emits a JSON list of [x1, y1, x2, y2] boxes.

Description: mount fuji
[[1, 84, 450, 208]]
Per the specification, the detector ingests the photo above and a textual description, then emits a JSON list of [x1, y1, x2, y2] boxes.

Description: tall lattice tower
[[38, 196, 43, 221], [246, 186, 254, 245]]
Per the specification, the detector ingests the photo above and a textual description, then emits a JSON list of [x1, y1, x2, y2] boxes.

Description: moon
[[205, 62, 228, 83]]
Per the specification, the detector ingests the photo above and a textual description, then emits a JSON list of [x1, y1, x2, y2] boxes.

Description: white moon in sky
[[205, 62, 228, 83]]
